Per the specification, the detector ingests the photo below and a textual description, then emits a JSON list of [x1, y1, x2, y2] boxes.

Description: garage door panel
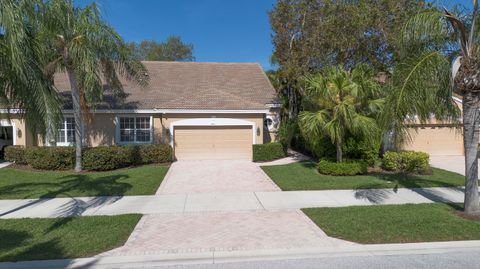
[[174, 126, 252, 160], [403, 127, 463, 156]]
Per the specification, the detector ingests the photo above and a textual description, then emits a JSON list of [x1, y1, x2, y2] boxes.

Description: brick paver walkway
[[157, 160, 280, 194], [101, 210, 354, 257]]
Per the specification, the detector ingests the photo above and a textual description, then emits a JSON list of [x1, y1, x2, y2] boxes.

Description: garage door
[[403, 127, 463, 156], [174, 126, 253, 160]]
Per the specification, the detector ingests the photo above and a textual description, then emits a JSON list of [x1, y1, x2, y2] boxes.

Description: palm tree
[[38, 0, 148, 172], [299, 65, 382, 162], [0, 0, 62, 138], [388, 1, 479, 214]]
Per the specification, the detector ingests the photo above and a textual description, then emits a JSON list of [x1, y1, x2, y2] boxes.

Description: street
[[144, 251, 480, 269]]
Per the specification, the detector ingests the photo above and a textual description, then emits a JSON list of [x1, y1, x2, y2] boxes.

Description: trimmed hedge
[[253, 142, 286, 162], [25, 147, 75, 170], [382, 151, 430, 174], [317, 159, 368, 176], [136, 144, 173, 164], [4, 144, 172, 171], [4, 146, 27, 164], [82, 146, 134, 171], [83, 144, 173, 171]]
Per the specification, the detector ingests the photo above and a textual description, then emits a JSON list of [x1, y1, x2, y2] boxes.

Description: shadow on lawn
[[297, 161, 466, 205], [353, 173, 465, 204], [0, 174, 131, 221]]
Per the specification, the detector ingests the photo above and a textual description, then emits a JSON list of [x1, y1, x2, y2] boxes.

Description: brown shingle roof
[[54, 61, 279, 110]]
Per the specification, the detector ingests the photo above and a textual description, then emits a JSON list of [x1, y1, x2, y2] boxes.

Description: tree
[[0, 0, 62, 138], [387, 1, 479, 214], [39, 0, 148, 172], [269, 0, 429, 120], [128, 36, 194, 61], [299, 65, 383, 162]]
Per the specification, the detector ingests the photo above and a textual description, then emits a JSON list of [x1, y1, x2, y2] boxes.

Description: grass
[[261, 161, 464, 191], [0, 165, 169, 199], [0, 214, 141, 262], [303, 203, 480, 244]]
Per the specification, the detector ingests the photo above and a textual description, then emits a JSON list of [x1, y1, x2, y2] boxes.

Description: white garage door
[[403, 127, 463, 156], [174, 126, 253, 160]]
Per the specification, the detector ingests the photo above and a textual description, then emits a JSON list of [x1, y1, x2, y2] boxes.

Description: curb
[[2, 240, 480, 269]]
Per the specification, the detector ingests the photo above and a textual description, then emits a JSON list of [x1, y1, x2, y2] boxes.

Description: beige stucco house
[[0, 62, 281, 160]]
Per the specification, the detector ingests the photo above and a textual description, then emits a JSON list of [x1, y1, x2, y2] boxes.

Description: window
[[118, 116, 152, 143], [57, 118, 75, 145]]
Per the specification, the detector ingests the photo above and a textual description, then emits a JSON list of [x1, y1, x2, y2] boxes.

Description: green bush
[[82, 146, 134, 171], [343, 136, 381, 166], [317, 159, 368, 176], [25, 147, 75, 170], [4, 146, 27, 164], [135, 144, 173, 164], [83, 144, 173, 171], [253, 142, 286, 162], [382, 151, 430, 174]]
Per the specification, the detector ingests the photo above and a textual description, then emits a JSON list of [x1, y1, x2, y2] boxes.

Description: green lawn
[[0, 214, 141, 261], [303, 203, 480, 244], [0, 165, 169, 199], [261, 161, 464, 191]]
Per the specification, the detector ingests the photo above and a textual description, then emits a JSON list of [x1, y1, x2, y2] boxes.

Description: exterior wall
[[85, 113, 116, 146], [264, 107, 280, 143], [0, 115, 34, 147], [11, 112, 267, 147]]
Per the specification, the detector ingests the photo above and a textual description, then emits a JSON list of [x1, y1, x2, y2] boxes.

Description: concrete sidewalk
[[0, 187, 468, 219]]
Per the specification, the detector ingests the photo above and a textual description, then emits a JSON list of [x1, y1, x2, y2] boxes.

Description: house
[[0, 62, 281, 160]]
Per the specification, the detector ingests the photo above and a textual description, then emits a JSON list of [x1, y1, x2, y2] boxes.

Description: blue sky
[[79, 0, 472, 70]]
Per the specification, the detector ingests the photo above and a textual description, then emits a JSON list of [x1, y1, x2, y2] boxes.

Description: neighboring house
[[0, 62, 281, 160], [401, 97, 464, 156]]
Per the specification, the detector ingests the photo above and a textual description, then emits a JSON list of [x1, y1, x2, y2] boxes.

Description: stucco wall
[[0, 115, 34, 147]]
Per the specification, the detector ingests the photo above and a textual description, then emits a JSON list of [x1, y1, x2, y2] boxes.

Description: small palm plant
[[39, 0, 149, 172], [299, 65, 383, 162], [388, 1, 480, 214]]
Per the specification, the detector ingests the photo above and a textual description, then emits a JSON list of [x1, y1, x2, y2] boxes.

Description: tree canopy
[[128, 36, 194, 61]]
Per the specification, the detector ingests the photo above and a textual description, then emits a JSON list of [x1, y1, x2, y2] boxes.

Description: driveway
[[102, 210, 353, 257], [430, 155, 477, 176], [102, 160, 351, 257], [156, 160, 280, 194]]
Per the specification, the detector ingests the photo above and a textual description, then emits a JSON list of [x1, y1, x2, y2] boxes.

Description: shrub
[[253, 142, 286, 162], [382, 151, 430, 174], [82, 146, 134, 171], [135, 144, 173, 164], [25, 147, 75, 170], [317, 159, 368, 176], [4, 146, 27, 164]]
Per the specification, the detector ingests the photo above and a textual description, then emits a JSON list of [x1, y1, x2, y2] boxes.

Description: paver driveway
[[103, 160, 352, 257], [102, 210, 353, 257], [156, 160, 280, 194]]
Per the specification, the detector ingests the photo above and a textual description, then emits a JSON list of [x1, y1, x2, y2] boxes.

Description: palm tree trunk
[[336, 142, 343, 163], [463, 91, 480, 214], [66, 67, 83, 172]]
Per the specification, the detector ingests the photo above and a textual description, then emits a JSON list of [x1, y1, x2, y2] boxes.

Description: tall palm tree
[[38, 0, 148, 172], [299, 65, 382, 162], [388, 1, 479, 214], [0, 0, 62, 137]]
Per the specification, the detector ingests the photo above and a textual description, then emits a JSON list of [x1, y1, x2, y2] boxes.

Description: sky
[[79, 0, 472, 70]]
